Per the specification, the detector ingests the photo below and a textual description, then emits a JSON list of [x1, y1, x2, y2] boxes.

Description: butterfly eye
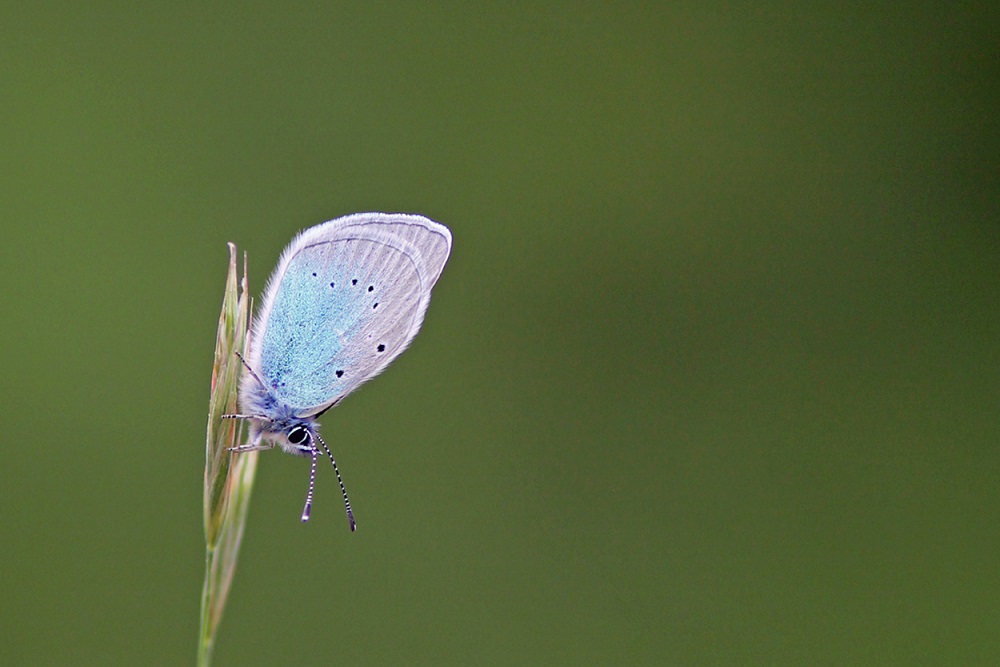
[[287, 426, 311, 446]]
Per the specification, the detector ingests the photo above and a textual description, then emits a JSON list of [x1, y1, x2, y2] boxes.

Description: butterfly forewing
[[253, 214, 451, 416]]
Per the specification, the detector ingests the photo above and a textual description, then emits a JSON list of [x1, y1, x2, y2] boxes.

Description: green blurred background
[[1, 3, 997, 665]]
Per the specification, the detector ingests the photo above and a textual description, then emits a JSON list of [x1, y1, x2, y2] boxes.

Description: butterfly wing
[[248, 213, 452, 416]]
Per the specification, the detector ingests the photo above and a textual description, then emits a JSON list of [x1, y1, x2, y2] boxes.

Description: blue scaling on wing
[[259, 235, 424, 413]]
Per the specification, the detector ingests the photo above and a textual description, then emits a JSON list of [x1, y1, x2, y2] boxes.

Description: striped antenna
[[301, 448, 319, 522], [313, 431, 357, 531]]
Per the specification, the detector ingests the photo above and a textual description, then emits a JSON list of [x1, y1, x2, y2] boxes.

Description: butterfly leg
[[234, 350, 269, 391], [221, 413, 276, 452], [228, 441, 275, 453], [220, 413, 273, 421]]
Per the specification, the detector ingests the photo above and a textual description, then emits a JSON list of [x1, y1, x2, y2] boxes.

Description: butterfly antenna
[[314, 432, 356, 531], [301, 447, 319, 522], [234, 350, 268, 390]]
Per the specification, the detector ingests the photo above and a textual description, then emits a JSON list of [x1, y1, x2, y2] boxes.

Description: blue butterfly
[[225, 213, 452, 530]]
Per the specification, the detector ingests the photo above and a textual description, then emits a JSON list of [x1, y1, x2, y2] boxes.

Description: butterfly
[[225, 213, 452, 530]]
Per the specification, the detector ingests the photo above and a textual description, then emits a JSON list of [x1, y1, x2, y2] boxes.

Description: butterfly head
[[246, 410, 320, 457]]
